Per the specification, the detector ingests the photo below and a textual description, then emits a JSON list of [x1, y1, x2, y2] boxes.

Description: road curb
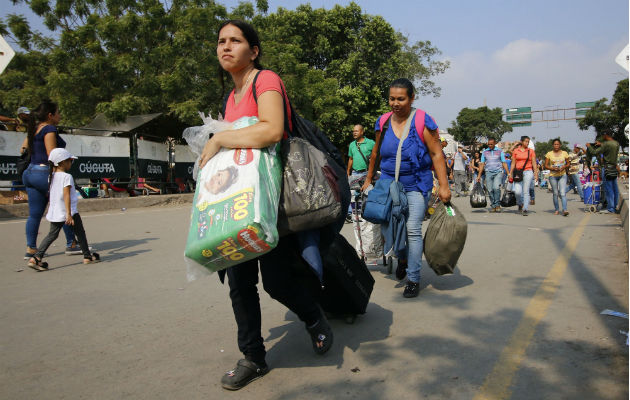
[[0, 193, 194, 219], [620, 190, 629, 249]]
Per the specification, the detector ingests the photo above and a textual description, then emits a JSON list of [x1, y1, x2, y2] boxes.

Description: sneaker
[[522, 210, 528, 216], [221, 359, 269, 390], [403, 281, 420, 298], [562, 211, 569, 217], [495, 207, 502, 213], [530, 199, 535, 205], [599, 209, 613, 214], [395, 260, 407, 280]]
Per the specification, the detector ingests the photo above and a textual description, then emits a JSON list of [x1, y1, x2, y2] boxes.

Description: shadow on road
[[265, 303, 393, 370]]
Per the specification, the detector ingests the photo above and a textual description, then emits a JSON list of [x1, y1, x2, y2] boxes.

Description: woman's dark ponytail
[[27, 100, 58, 152], [47, 160, 55, 198]]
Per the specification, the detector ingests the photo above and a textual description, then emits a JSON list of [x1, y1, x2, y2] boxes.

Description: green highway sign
[[575, 101, 596, 117], [505, 107, 532, 126]]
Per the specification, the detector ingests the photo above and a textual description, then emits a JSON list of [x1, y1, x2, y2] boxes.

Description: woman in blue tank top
[[363, 79, 451, 298], [21, 100, 77, 260]]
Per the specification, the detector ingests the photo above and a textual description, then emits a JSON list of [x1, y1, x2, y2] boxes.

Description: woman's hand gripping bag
[[423, 202, 468, 275], [183, 116, 283, 279]]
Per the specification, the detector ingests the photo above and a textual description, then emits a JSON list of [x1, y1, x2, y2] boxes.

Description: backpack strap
[[377, 112, 393, 132], [251, 70, 292, 138], [220, 92, 230, 118], [414, 109, 426, 145]]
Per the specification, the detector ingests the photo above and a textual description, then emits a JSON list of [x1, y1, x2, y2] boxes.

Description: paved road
[[1, 188, 627, 399]]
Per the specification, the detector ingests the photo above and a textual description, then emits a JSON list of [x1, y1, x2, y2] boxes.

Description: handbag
[[500, 183, 517, 207], [277, 137, 342, 236], [16, 149, 30, 177], [512, 149, 530, 182], [362, 110, 415, 224]]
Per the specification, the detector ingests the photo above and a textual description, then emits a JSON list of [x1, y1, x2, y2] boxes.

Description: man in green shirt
[[347, 124, 375, 178], [587, 133, 620, 213]]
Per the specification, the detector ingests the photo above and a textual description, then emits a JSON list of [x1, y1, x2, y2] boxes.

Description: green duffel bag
[[423, 202, 468, 275]]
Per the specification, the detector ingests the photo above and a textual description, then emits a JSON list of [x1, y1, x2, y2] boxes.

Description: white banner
[[60, 134, 130, 157], [0, 131, 130, 158], [137, 139, 168, 161], [174, 144, 196, 163], [0, 131, 25, 156]]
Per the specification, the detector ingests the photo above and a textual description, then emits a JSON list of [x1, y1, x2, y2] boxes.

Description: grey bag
[[423, 202, 468, 275], [277, 137, 342, 236]]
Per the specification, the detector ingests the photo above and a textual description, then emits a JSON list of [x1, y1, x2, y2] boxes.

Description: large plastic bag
[[423, 202, 468, 275], [183, 115, 282, 280], [469, 181, 487, 208]]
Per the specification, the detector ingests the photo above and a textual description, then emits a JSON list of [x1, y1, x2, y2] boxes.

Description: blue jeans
[[22, 164, 74, 249], [548, 174, 568, 212], [403, 191, 429, 283], [484, 170, 503, 208], [565, 173, 584, 200], [602, 177, 619, 212], [513, 170, 534, 211]]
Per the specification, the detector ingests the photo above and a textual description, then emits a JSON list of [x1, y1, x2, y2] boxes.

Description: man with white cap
[[452, 144, 468, 196], [0, 106, 29, 131]]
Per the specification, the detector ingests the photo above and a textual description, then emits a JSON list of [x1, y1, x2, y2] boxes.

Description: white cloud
[[419, 37, 627, 143]]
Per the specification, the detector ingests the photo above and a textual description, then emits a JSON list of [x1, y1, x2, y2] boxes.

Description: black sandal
[[27, 256, 49, 272], [220, 359, 269, 390], [306, 316, 333, 355], [83, 252, 100, 264]]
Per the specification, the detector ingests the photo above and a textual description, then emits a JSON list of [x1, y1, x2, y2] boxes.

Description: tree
[[0, 1, 449, 148], [578, 78, 629, 147], [534, 138, 570, 161], [448, 106, 513, 146]]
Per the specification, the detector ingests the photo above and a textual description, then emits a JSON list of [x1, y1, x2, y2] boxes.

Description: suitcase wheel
[[588, 205, 597, 213]]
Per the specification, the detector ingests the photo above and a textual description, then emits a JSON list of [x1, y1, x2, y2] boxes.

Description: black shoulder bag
[[513, 149, 530, 182], [16, 148, 30, 177]]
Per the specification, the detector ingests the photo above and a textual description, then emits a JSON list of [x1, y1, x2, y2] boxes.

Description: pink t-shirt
[[224, 70, 292, 136]]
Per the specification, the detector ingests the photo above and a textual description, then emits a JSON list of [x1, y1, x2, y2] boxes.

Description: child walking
[[27, 148, 100, 271]]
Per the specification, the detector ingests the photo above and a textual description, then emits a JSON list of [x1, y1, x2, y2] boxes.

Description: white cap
[[49, 148, 77, 166]]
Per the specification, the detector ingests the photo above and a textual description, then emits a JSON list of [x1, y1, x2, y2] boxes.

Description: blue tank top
[[30, 125, 66, 165], [376, 113, 434, 195]]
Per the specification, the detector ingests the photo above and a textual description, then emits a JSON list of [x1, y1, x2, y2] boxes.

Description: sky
[[2, 0, 629, 146]]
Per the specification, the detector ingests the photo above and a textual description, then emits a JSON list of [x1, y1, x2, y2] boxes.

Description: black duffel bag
[[469, 181, 487, 208], [500, 187, 517, 207]]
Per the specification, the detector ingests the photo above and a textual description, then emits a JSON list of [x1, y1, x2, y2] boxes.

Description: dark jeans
[[226, 238, 320, 364], [22, 164, 75, 249], [35, 213, 92, 259]]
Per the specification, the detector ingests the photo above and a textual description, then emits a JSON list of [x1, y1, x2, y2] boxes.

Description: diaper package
[[183, 115, 282, 280]]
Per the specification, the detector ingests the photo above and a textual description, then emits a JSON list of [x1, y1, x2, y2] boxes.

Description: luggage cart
[[349, 176, 392, 274], [583, 171, 602, 213]]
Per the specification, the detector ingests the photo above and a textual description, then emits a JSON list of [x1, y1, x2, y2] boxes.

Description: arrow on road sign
[[615, 44, 629, 71], [0, 34, 16, 75]]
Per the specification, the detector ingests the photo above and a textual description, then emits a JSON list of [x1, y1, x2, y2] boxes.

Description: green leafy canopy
[[578, 78, 628, 147], [449, 106, 513, 146], [0, 1, 448, 148]]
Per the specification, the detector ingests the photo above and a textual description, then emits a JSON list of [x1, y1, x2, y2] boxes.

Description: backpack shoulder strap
[[414, 109, 426, 145], [251, 69, 291, 137], [377, 112, 393, 132], [220, 92, 231, 118], [251, 70, 263, 102]]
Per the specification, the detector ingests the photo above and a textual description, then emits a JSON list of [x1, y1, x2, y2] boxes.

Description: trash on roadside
[[351, 367, 360, 373], [600, 309, 629, 319], [15, 269, 23, 272], [121, 208, 127, 211]]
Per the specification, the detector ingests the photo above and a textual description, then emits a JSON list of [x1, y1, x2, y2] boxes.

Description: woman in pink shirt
[[198, 20, 332, 391], [508, 136, 538, 215]]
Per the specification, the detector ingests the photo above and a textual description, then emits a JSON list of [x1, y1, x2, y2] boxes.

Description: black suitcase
[[290, 234, 375, 319]]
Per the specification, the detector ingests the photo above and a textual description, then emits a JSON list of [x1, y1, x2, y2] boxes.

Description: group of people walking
[[194, 20, 452, 390]]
